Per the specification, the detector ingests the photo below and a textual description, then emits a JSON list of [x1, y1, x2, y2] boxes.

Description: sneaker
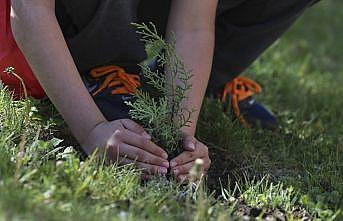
[[83, 59, 159, 121], [83, 65, 141, 121], [220, 76, 278, 130]]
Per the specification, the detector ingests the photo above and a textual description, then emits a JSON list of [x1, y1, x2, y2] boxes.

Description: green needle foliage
[[128, 23, 195, 156]]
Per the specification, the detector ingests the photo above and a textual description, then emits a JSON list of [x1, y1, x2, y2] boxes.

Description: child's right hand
[[81, 119, 169, 175]]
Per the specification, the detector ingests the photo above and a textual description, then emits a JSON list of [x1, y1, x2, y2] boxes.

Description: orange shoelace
[[90, 65, 141, 96], [221, 76, 262, 128]]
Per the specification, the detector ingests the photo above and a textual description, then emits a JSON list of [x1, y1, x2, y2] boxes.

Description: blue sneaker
[[220, 76, 278, 130], [83, 65, 141, 121]]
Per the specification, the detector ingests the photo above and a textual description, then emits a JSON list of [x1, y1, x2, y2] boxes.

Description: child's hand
[[170, 133, 211, 182], [81, 119, 169, 175]]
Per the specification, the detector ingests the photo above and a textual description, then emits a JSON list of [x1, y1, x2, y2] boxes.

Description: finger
[[177, 174, 189, 183], [105, 138, 121, 163], [170, 151, 197, 168], [119, 157, 168, 175], [172, 161, 194, 177], [117, 129, 168, 159], [170, 142, 209, 168], [118, 142, 169, 168], [173, 159, 209, 177], [182, 134, 196, 151], [173, 156, 211, 177], [202, 156, 212, 172], [121, 119, 151, 139]]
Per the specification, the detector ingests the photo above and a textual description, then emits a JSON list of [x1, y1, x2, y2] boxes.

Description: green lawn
[[0, 1, 342, 220]]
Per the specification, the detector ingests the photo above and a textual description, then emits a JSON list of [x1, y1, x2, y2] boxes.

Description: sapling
[[127, 23, 195, 158]]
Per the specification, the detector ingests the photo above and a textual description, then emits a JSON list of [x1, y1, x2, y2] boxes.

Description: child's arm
[[166, 0, 218, 136], [11, 0, 105, 146], [11, 0, 169, 174], [167, 0, 218, 179]]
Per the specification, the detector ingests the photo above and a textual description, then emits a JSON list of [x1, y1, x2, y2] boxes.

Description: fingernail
[[162, 161, 170, 168], [160, 167, 168, 175], [170, 161, 177, 168], [173, 169, 179, 176], [179, 175, 187, 182], [142, 132, 151, 139], [188, 142, 195, 150], [162, 153, 168, 160]]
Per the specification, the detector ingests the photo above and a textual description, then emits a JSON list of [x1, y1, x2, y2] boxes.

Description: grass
[[0, 1, 342, 220]]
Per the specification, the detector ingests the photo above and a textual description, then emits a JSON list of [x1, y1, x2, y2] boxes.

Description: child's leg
[[137, 0, 171, 36], [56, 0, 147, 74], [56, 0, 149, 121], [205, 0, 320, 128], [207, 0, 319, 95]]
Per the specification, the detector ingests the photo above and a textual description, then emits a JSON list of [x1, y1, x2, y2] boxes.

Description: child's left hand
[[170, 133, 211, 182]]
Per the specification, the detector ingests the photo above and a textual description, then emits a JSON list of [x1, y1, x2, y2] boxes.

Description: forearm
[[167, 30, 215, 135], [166, 0, 217, 136], [11, 1, 106, 151]]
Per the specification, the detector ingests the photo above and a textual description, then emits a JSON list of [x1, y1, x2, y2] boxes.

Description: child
[[10, 0, 318, 181]]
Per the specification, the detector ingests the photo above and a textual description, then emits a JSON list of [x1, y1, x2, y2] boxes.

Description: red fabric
[[0, 0, 45, 99]]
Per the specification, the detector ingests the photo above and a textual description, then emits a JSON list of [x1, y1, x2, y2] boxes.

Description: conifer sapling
[[127, 23, 195, 158]]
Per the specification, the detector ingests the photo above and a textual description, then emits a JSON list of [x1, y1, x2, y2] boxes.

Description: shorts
[[55, 0, 319, 120]]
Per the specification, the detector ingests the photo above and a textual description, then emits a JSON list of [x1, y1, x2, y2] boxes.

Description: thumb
[[183, 134, 196, 151], [120, 119, 151, 139]]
